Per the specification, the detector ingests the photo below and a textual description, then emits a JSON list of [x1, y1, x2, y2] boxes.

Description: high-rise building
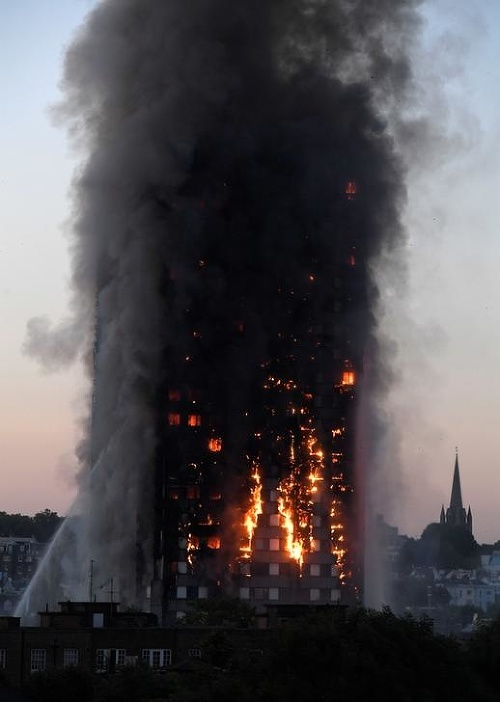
[[146, 176, 366, 623]]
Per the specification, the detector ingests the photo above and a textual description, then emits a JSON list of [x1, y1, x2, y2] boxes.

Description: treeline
[[20, 607, 500, 702], [0, 509, 62, 543]]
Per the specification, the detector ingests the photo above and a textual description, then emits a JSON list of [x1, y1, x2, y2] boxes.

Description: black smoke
[[20, 0, 421, 614]]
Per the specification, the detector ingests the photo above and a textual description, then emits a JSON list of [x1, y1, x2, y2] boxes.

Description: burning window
[[345, 181, 357, 200], [341, 371, 355, 386], [168, 389, 181, 401], [186, 486, 199, 500], [168, 413, 181, 426], [187, 414, 202, 427], [206, 537, 221, 549], [208, 437, 222, 452]]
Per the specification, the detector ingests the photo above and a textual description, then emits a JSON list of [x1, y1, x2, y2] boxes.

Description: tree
[[0, 509, 62, 543], [32, 509, 63, 542]]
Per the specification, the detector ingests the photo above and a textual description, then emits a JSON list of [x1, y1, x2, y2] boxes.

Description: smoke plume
[[19, 0, 422, 617]]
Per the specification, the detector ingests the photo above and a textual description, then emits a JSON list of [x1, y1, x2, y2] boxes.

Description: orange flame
[[240, 465, 263, 559], [208, 437, 222, 452]]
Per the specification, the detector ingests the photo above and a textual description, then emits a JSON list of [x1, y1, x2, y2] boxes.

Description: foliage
[[0, 509, 62, 543], [23, 667, 94, 702]]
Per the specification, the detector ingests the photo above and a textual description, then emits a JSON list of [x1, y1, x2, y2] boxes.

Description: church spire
[[442, 450, 472, 534], [449, 450, 464, 512]]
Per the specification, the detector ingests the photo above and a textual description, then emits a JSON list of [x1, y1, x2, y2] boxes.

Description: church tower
[[439, 453, 473, 534]]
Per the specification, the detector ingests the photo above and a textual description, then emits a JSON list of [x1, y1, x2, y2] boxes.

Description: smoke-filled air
[[18, 0, 422, 622]]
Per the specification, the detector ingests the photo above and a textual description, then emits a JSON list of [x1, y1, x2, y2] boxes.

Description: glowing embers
[[328, 427, 354, 584], [240, 465, 263, 560], [345, 180, 358, 201], [330, 490, 348, 583], [263, 375, 298, 392]]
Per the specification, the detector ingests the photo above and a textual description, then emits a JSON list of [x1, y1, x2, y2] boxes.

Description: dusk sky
[[1, 1, 499, 543]]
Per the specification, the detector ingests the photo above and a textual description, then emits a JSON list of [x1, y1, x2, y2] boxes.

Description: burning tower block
[[19, 1, 413, 624]]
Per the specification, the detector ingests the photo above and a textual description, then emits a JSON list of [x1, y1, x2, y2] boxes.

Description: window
[[168, 389, 181, 401], [95, 649, 126, 673], [142, 649, 172, 669], [269, 538, 280, 551], [269, 514, 280, 527], [208, 437, 222, 452], [330, 589, 340, 603], [310, 564, 320, 577], [168, 413, 181, 426], [188, 648, 201, 659], [310, 588, 321, 602], [240, 587, 250, 600], [63, 649, 79, 667], [269, 588, 279, 601], [177, 586, 187, 599], [187, 414, 202, 427], [0, 649, 6, 670], [30, 649, 46, 673], [269, 563, 279, 576]]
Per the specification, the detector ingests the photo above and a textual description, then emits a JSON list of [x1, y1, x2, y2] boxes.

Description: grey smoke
[[23, 316, 85, 372], [19, 0, 423, 617]]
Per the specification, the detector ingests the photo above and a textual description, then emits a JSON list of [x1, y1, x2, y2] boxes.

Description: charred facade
[[145, 85, 378, 619]]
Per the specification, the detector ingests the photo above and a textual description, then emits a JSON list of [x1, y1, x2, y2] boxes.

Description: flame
[[168, 412, 181, 426], [188, 414, 202, 427], [240, 465, 263, 559], [342, 371, 355, 386], [208, 437, 222, 452], [186, 533, 198, 568], [275, 428, 325, 569]]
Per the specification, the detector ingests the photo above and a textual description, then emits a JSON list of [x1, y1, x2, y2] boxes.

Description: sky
[[0, 1, 499, 542]]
